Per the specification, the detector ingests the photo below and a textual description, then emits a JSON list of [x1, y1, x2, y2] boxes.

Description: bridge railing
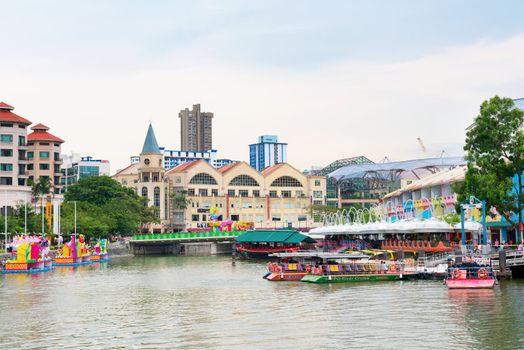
[[132, 231, 244, 241]]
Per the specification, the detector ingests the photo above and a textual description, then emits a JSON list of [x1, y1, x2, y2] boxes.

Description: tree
[[63, 176, 157, 237], [456, 95, 524, 241], [29, 177, 53, 234], [170, 190, 191, 231]]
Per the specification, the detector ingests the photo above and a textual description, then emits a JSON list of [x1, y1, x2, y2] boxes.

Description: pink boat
[[445, 265, 496, 289]]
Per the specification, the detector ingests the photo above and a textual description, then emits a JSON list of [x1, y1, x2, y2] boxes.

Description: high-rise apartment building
[[249, 135, 287, 171], [179, 104, 213, 152]]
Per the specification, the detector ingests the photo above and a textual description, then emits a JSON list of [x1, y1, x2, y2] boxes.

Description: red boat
[[445, 264, 496, 289]]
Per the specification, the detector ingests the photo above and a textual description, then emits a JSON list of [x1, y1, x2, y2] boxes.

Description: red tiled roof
[[217, 162, 242, 173], [165, 160, 202, 175], [0, 102, 14, 110], [28, 130, 64, 143], [0, 102, 32, 125], [31, 123, 49, 130], [260, 163, 285, 176]]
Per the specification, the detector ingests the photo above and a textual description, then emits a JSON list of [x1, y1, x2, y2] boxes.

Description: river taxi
[[445, 262, 496, 289], [301, 254, 418, 284], [265, 252, 331, 281]]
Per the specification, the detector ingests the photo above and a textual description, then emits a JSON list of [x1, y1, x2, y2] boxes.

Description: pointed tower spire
[[141, 123, 160, 154]]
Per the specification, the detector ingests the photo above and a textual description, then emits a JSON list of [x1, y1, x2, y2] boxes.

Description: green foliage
[[62, 176, 158, 237], [458, 95, 524, 232], [443, 213, 460, 226], [171, 190, 191, 210]]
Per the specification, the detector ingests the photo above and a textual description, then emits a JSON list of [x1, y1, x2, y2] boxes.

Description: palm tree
[[170, 190, 191, 232], [29, 177, 53, 233]]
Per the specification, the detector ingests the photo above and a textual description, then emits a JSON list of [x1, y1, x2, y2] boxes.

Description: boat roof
[[269, 252, 370, 259], [236, 230, 316, 244]]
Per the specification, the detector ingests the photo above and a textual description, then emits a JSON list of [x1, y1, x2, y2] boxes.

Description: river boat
[[300, 254, 418, 284], [236, 230, 316, 259], [445, 262, 496, 289], [265, 252, 328, 281]]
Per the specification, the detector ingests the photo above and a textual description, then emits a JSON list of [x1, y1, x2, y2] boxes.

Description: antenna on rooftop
[[379, 156, 390, 163]]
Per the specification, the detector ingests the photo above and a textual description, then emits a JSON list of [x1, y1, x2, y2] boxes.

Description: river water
[[1, 256, 524, 350]]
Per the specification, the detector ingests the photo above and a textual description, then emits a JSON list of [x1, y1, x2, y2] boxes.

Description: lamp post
[[4, 190, 7, 252]]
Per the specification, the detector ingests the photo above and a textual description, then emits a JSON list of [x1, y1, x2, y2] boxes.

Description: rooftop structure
[[249, 135, 287, 171]]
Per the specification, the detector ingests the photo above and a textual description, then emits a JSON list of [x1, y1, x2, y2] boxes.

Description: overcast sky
[[2, 0, 524, 173]]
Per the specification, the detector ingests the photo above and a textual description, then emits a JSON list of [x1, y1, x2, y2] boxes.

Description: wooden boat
[[237, 245, 299, 259], [264, 252, 324, 281], [445, 263, 496, 289]]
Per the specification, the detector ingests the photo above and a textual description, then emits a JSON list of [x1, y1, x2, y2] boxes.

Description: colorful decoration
[[3, 235, 52, 273]]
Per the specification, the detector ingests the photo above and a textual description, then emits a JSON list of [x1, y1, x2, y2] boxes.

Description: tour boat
[[264, 252, 324, 281], [445, 263, 496, 289], [236, 230, 316, 259], [299, 254, 418, 284]]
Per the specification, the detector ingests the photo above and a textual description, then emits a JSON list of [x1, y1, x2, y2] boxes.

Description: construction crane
[[416, 137, 426, 153]]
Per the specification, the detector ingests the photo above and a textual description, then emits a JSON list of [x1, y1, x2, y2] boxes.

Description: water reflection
[[1, 257, 524, 349]]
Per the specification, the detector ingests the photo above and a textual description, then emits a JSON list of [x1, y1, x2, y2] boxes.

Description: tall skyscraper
[[249, 135, 287, 171], [179, 104, 213, 152]]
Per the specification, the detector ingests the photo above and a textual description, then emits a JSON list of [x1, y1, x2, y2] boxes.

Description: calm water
[[1, 256, 524, 350]]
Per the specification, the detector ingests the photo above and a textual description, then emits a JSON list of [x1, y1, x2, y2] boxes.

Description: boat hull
[[91, 253, 110, 263], [301, 273, 412, 283], [446, 279, 495, 289], [266, 272, 307, 281]]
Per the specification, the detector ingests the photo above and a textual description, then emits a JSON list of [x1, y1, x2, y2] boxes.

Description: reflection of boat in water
[[445, 262, 496, 289], [264, 252, 418, 283]]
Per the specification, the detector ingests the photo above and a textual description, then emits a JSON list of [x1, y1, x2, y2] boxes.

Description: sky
[[2, 0, 524, 173]]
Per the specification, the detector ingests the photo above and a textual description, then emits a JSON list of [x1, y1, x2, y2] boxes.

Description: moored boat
[[2, 239, 53, 274], [236, 230, 316, 259], [445, 262, 496, 289], [54, 234, 92, 267]]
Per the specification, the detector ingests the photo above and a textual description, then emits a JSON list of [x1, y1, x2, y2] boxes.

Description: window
[[0, 164, 12, 171], [152, 172, 159, 182], [281, 190, 291, 198], [39, 164, 50, 170], [142, 187, 148, 197], [0, 149, 12, 157], [272, 203, 280, 209], [256, 215, 264, 222], [54, 152, 59, 161], [242, 203, 252, 209], [144, 158, 150, 165], [142, 173, 150, 182], [229, 175, 259, 186], [296, 190, 304, 197], [192, 214, 199, 221], [175, 176, 181, 183], [199, 189, 208, 196], [187, 188, 195, 196], [26, 151, 33, 159], [315, 180, 321, 186], [253, 190, 260, 197], [269, 191, 277, 198], [239, 190, 249, 197], [228, 190, 235, 197], [27, 164, 34, 170], [189, 173, 217, 185], [19, 125, 26, 129], [272, 216, 281, 221], [283, 202, 294, 209], [231, 214, 240, 221], [0, 123, 12, 127], [0, 135, 12, 143], [79, 166, 99, 178], [39, 151, 49, 158], [40, 143, 49, 146], [18, 136, 26, 146], [202, 214, 206, 221], [313, 191, 323, 198], [0, 177, 12, 185], [154, 187, 160, 207], [270, 176, 303, 187], [211, 189, 218, 196]]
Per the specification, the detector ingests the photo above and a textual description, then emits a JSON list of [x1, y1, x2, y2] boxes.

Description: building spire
[[141, 123, 160, 154]]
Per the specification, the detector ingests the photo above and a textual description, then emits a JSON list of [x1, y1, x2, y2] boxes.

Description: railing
[[132, 231, 243, 241]]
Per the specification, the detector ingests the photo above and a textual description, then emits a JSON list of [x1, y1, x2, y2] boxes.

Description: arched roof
[[329, 156, 466, 182]]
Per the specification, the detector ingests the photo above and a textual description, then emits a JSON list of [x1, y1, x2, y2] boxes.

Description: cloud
[[1, 35, 524, 173]]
